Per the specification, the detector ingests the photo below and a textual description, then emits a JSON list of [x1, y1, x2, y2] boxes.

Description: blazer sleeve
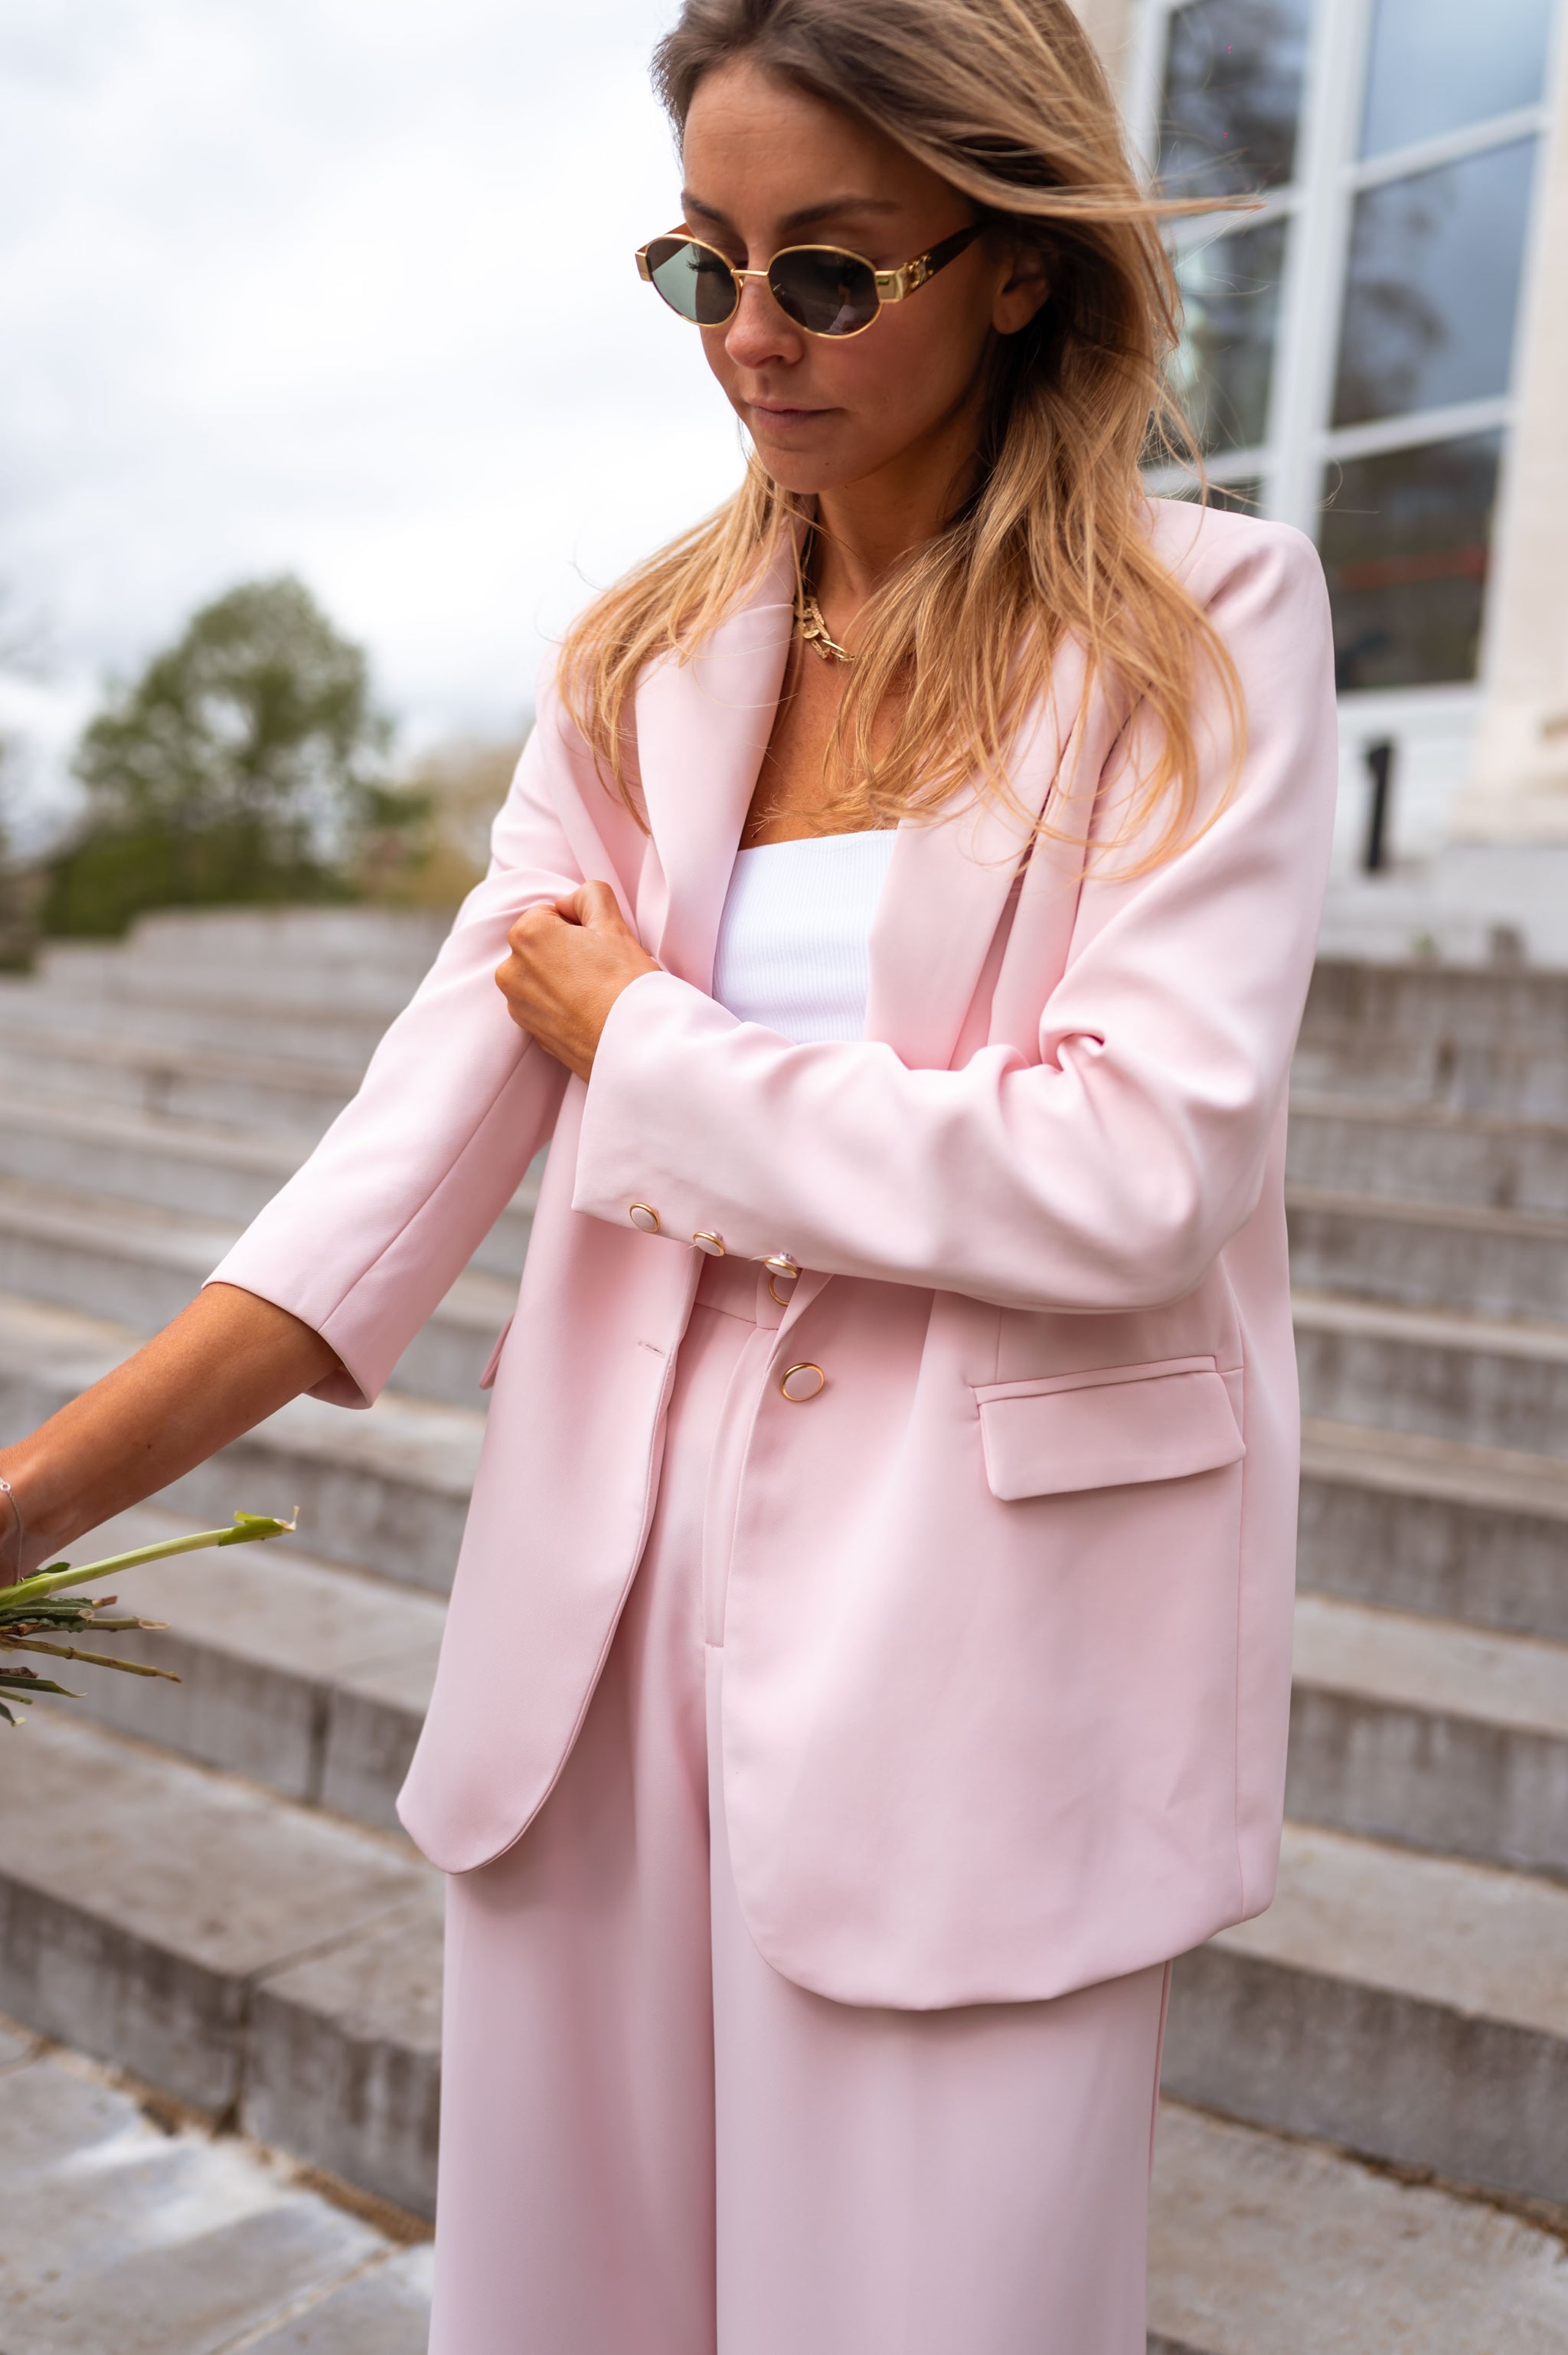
[[572, 522, 1338, 1317], [204, 678, 590, 1405]]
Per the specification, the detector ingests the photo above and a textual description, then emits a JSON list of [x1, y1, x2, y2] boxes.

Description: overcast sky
[[0, 0, 747, 839]]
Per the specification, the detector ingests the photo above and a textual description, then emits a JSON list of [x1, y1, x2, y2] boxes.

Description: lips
[[747, 399, 829, 424]]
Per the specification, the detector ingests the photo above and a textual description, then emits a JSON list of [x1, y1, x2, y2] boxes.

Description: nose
[[722, 270, 803, 371]]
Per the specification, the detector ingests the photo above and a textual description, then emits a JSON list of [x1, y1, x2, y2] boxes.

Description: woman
[[0, 1, 1336, 2347]]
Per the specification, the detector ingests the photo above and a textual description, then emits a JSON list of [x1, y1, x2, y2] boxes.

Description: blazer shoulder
[[1145, 498, 1326, 611]]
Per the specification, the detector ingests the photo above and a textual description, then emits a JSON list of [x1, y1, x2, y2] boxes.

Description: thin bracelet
[[0, 1477, 23, 1582]]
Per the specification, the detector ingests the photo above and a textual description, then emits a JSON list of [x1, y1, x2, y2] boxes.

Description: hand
[[496, 881, 661, 1081]]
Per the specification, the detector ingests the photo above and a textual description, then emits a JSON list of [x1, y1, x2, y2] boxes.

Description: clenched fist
[[495, 881, 662, 1081]]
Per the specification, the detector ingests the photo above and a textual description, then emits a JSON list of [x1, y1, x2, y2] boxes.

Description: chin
[[753, 455, 831, 495], [746, 437, 870, 497]]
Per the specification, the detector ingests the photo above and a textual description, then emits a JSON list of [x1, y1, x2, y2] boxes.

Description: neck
[[806, 382, 987, 612]]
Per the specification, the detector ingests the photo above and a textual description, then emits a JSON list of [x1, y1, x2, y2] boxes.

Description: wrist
[[0, 1476, 21, 1582], [0, 1440, 91, 1576], [579, 958, 662, 1080]]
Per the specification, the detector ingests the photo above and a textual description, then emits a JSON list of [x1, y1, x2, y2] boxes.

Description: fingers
[[554, 879, 626, 930], [501, 885, 622, 961], [505, 902, 563, 957]]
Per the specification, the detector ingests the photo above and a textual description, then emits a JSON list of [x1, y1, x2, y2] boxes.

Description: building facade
[[1080, 0, 1568, 953]]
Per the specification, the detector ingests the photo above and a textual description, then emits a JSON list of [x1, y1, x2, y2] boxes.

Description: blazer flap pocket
[[973, 1357, 1243, 1502]]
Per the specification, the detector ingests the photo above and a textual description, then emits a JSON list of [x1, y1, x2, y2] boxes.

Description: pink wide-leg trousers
[[429, 1256, 1171, 2355]]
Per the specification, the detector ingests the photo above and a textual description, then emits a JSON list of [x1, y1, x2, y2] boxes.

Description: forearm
[[0, 1283, 339, 1575], [574, 977, 1265, 1312]]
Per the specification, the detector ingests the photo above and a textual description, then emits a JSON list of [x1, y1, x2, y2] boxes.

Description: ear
[[992, 239, 1050, 337]]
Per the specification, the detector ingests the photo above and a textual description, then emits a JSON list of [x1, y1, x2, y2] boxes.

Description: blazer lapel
[[863, 636, 1091, 1071], [632, 539, 796, 989]]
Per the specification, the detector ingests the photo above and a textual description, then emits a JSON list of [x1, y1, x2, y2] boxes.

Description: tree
[[43, 577, 398, 937], [0, 590, 45, 967], [0, 751, 33, 972], [360, 732, 525, 909]]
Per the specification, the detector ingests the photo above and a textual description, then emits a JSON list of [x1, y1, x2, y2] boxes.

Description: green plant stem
[[2, 1637, 180, 1679], [0, 1512, 296, 1613]]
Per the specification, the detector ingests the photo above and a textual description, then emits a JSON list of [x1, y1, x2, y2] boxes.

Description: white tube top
[[711, 829, 897, 1045]]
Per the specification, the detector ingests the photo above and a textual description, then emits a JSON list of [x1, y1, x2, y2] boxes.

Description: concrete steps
[[0, 2020, 433, 2355], [13, 2027, 1568, 2355], [1293, 1288, 1568, 1454], [0, 1711, 443, 2216], [29, 904, 449, 990], [1287, 1092, 1568, 1213], [1148, 2102, 1568, 2354], [0, 1097, 539, 1279], [1298, 1418, 1568, 1640], [1160, 956, 1568, 2242], [49, 1502, 442, 1832], [1288, 1186, 1568, 1320], [0, 971, 396, 1068], [0, 1025, 361, 1136], [1165, 1820, 1568, 2207], [0, 1096, 311, 1223], [1287, 1593, 1568, 1875], [0, 1173, 518, 1406], [1294, 960, 1568, 1119]]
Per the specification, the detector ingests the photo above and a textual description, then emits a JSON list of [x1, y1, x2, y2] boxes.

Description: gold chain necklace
[[792, 530, 854, 663], [793, 584, 854, 663]]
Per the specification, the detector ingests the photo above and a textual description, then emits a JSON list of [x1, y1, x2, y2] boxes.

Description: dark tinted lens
[[769, 246, 879, 335], [645, 236, 738, 325]]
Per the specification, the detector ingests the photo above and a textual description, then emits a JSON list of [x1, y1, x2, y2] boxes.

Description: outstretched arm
[[0, 1284, 338, 1578]]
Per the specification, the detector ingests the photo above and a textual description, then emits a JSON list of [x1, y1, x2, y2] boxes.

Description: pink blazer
[[209, 501, 1337, 2010]]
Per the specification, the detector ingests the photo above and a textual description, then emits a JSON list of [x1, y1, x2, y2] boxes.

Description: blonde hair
[[559, 0, 1242, 866]]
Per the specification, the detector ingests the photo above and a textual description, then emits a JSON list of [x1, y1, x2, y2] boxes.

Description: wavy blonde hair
[[558, 0, 1241, 865]]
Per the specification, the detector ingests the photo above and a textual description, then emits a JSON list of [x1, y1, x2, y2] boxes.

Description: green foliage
[[0, 792, 35, 972], [40, 816, 357, 938], [1, 1512, 297, 1725], [44, 576, 394, 937]]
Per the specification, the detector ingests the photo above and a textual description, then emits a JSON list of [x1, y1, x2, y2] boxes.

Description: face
[[675, 59, 1048, 502]]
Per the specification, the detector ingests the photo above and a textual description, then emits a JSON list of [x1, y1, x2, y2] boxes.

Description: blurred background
[[0, 0, 742, 951], [5, 0, 1568, 965]]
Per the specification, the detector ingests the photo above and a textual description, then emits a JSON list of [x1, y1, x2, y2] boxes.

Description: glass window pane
[[1332, 139, 1536, 427], [1321, 432, 1501, 691], [1171, 217, 1289, 453], [1198, 476, 1265, 513], [1361, 0, 1554, 157], [1168, 476, 1265, 513], [1158, 0, 1312, 196]]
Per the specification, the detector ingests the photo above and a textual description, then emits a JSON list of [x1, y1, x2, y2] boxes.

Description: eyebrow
[[681, 191, 905, 234]]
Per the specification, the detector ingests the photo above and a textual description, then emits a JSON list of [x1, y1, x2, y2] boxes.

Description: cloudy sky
[[0, 0, 747, 839]]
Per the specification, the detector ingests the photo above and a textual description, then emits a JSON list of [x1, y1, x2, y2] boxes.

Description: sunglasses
[[635, 221, 982, 339]]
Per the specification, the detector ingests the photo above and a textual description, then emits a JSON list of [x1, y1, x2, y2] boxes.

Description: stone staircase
[[1155, 960, 1568, 2349], [0, 913, 1564, 2352]]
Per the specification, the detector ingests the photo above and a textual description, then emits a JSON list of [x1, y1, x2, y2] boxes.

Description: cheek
[[833, 309, 980, 430]]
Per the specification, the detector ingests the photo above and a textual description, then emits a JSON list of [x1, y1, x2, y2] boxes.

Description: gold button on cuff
[[629, 1203, 660, 1233], [693, 1231, 727, 1257], [779, 1362, 825, 1402]]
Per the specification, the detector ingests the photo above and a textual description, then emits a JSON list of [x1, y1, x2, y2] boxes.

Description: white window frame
[[1124, 0, 1560, 692]]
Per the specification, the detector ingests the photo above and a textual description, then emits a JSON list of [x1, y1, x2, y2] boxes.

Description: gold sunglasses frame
[[635, 221, 982, 339]]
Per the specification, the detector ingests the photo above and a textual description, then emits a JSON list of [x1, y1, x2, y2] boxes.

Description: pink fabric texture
[[430, 1260, 1168, 2355], [207, 499, 1338, 2010]]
